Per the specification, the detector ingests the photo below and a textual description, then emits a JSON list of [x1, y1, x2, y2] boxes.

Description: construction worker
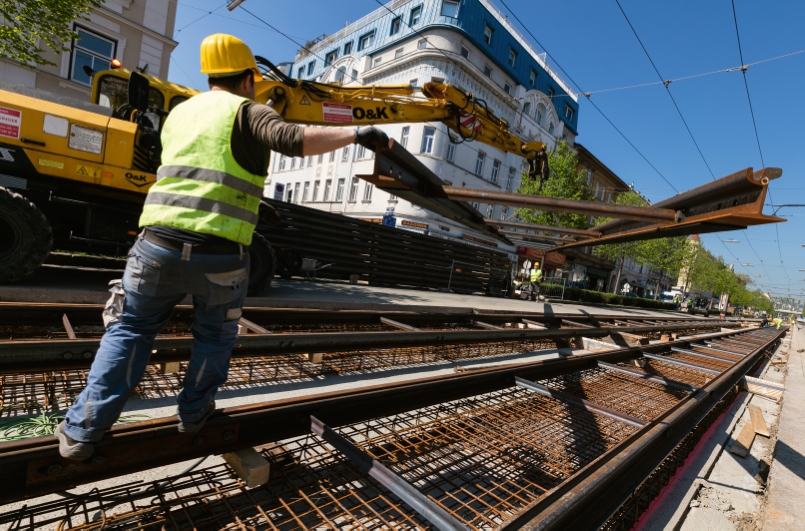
[[673, 294, 680, 311], [528, 263, 543, 301], [773, 317, 783, 329], [54, 34, 390, 460]]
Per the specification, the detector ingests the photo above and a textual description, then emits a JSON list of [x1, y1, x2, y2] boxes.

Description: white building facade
[[265, 0, 578, 250]]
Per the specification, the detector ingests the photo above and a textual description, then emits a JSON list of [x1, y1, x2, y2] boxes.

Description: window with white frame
[[460, 45, 469, 58], [471, 201, 479, 210], [307, 61, 315, 75], [335, 178, 345, 201], [297, 67, 304, 79], [410, 6, 422, 25], [503, 83, 511, 94], [313, 181, 320, 201], [302, 181, 310, 202], [409, 78, 418, 87], [548, 86, 555, 98], [548, 122, 555, 135], [373, 57, 382, 68], [71, 27, 116, 86], [325, 50, 338, 66], [500, 206, 509, 220], [293, 183, 300, 203], [445, 141, 455, 162], [390, 17, 401, 35], [483, 65, 492, 77], [486, 205, 493, 218], [585, 169, 592, 184], [508, 48, 517, 67], [594, 181, 600, 198], [342, 146, 350, 161], [523, 102, 531, 115], [441, 0, 459, 17], [358, 31, 375, 51], [279, 155, 287, 171], [418, 39, 427, 49], [329, 150, 336, 162], [483, 23, 493, 45], [335, 66, 346, 83], [432, 76, 444, 84], [420, 127, 435, 153], [400, 126, 410, 148], [491, 159, 501, 182], [529, 68, 537, 86], [344, 41, 353, 55], [323, 179, 332, 201], [475, 151, 486, 175], [307, 156, 313, 167], [565, 104, 575, 121], [290, 157, 296, 170], [351, 68, 358, 81], [357, 144, 366, 159], [363, 182, 373, 201], [348, 177, 359, 201], [286, 186, 293, 203], [395, 47, 404, 59], [317, 153, 324, 164]]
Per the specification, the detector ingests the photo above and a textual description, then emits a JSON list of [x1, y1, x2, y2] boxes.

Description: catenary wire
[[495, 0, 678, 194], [614, 0, 716, 181], [728, 0, 789, 284]]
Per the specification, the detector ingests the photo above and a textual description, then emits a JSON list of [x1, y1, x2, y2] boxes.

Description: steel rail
[[0, 321, 731, 373], [501, 326, 785, 529], [0, 327, 758, 505]]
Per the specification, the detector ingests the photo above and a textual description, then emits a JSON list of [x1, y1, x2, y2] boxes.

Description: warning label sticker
[[0, 107, 21, 139], [69, 124, 104, 155], [322, 102, 353, 123]]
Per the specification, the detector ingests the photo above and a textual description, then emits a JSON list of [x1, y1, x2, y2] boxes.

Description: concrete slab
[[763, 326, 805, 530], [680, 506, 736, 531]]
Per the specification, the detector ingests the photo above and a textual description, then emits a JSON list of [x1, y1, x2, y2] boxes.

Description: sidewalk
[[763, 326, 805, 529]]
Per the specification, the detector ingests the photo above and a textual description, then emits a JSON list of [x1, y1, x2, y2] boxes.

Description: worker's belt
[[142, 229, 242, 255]]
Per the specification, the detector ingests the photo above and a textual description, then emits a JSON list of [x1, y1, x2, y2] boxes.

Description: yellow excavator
[[0, 58, 548, 291]]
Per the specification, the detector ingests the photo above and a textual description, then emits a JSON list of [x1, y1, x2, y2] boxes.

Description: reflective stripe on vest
[[138, 91, 266, 246]]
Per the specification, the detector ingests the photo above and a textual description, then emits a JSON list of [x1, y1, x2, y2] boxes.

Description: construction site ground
[[0, 267, 788, 530], [1, 264, 677, 316]]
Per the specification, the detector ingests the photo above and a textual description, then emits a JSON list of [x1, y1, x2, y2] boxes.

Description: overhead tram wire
[[614, 0, 716, 181], [729, 0, 789, 283], [496, 0, 678, 193], [238, 6, 361, 84], [175, 4, 224, 34]]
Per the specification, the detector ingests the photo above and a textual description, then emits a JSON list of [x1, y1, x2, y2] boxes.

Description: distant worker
[[55, 34, 390, 460], [527, 263, 543, 301], [773, 317, 783, 329], [673, 294, 680, 311]]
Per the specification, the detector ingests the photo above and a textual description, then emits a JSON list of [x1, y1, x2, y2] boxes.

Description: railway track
[[0, 303, 736, 415], [0, 323, 785, 530]]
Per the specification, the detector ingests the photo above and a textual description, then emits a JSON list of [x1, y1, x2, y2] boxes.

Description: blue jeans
[[63, 235, 249, 443]]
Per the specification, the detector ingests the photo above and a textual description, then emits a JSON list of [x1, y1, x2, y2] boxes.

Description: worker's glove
[[355, 127, 390, 152], [258, 200, 282, 226]]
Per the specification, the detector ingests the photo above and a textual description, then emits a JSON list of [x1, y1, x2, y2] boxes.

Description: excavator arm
[[253, 58, 549, 184]]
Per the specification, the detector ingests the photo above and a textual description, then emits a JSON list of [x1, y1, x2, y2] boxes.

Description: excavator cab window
[[96, 74, 165, 128], [169, 95, 189, 111]]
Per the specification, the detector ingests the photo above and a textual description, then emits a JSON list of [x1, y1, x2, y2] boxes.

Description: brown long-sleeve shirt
[[147, 102, 304, 245]]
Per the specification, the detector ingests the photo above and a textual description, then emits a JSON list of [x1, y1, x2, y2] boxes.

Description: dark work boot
[[178, 401, 216, 434]]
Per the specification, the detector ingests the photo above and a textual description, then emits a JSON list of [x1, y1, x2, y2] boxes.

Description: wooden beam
[[748, 405, 770, 438]]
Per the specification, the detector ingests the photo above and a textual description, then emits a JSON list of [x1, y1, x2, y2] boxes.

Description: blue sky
[[168, 0, 805, 303]]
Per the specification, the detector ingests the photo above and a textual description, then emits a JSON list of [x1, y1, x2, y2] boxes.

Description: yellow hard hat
[[200, 34, 263, 80]]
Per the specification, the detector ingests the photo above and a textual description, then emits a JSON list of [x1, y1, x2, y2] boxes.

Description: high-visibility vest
[[530, 269, 542, 282], [139, 91, 267, 245]]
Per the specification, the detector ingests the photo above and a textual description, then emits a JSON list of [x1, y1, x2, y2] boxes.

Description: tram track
[[0, 324, 785, 530]]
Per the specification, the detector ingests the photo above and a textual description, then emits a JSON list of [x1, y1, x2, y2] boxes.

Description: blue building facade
[[290, 0, 579, 134]]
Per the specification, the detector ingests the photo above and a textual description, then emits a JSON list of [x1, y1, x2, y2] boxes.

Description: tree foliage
[[591, 191, 647, 293], [516, 141, 593, 229], [0, 0, 103, 67]]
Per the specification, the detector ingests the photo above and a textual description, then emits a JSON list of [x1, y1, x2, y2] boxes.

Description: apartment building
[[267, 0, 578, 253]]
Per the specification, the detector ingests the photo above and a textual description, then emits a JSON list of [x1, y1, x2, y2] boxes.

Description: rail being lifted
[[0, 324, 786, 530], [359, 140, 784, 247]]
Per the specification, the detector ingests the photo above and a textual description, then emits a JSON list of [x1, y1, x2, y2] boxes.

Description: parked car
[[686, 298, 712, 317], [622, 292, 639, 298]]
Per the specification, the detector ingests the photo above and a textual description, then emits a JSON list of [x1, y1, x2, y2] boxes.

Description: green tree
[[637, 236, 688, 300], [516, 140, 593, 229], [0, 1, 103, 67], [591, 191, 648, 293]]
